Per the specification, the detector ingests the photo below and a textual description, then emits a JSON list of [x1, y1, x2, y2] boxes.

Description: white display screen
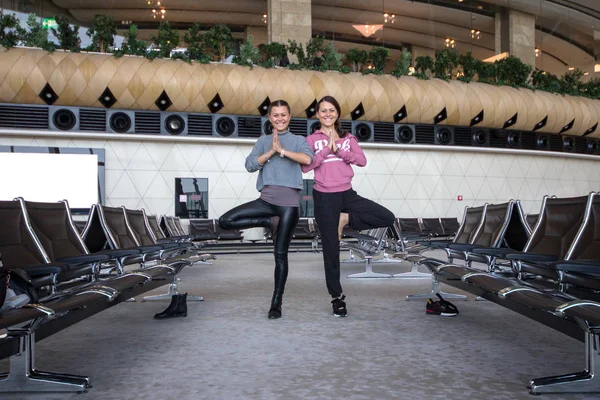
[[0, 152, 99, 209]]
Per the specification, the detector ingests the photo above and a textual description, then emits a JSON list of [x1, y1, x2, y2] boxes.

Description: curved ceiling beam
[[52, 0, 266, 13]]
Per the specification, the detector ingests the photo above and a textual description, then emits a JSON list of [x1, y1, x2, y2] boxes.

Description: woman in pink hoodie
[[302, 96, 394, 317]]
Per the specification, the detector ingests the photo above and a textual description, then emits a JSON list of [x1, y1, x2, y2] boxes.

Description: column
[[495, 8, 536, 66], [268, 0, 312, 46]]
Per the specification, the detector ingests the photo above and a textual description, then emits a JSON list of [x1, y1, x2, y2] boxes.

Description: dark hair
[[316, 96, 348, 138], [267, 99, 291, 115]]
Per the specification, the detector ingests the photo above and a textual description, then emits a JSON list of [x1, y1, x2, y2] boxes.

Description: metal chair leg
[[348, 259, 392, 278], [142, 276, 204, 302], [406, 274, 468, 301]]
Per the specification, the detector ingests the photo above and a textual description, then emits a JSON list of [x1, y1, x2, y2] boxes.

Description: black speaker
[[212, 115, 238, 137], [587, 138, 599, 155], [394, 124, 415, 144], [434, 126, 454, 145], [261, 117, 273, 136], [471, 128, 489, 146], [352, 121, 374, 142], [562, 135, 575, 152], [535, 133, 550, 151], [162, 113, 187, 135], [506, 130, 522, 148], [49, 107, 79, 131], [308, 120, 321, 135], [107, 110, 134, 133]]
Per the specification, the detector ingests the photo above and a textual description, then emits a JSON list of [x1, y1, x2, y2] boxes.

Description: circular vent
[[396, 125, 414, 144], [587, 139, 598, 154], [436, 127, 452, 145], [354, 123, 372, 142], [215, 116, 236, 137], [562, 136, 574, 152], [263, 120, 274, 135], [507, 131, 520, 148], [472, 130, 487, 145], [309, 121, 321, 134], [536, 135, 549, 150], [165, 115, 185, 135], [109, 112, 131, 133], [53, 109, 76, 131]]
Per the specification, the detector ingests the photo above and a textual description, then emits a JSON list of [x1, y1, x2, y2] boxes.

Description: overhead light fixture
[[584, 72, 590, 76], [569, 66, 575, 71], [445, 38, 455, 48], [471, 29, 481, 39], [383, 13, 395, 24], [352, 24, 383, 38], [262, 13, 267, 24], [535, 48, 541, 57]]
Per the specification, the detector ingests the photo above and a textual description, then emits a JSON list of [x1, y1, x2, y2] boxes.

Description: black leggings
[[218, 199, 299, 294], [313, 188, 395, 297]]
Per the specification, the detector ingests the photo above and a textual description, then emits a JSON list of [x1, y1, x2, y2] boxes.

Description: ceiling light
[[569, 67, 575, 71], [352, 24, 383, 38], [584, 72, 589, 76], [535, 48, 541, 57], [471, 29, 481, 39], [445, 38, 455, 48], [383, 13, 395, 24], [262, 14, 268, 24]]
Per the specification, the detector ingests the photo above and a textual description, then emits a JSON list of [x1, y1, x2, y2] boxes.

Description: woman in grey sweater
[[219, 99, 313, 319]]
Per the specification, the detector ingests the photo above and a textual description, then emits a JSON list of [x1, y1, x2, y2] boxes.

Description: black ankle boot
[[154, 294, 187, 319], [268, 292, 283, 319]]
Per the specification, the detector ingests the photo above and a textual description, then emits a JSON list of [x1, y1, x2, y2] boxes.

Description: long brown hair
[[316, 96, 348, 138]]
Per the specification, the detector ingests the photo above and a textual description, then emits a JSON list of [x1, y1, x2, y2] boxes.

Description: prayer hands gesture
[[272, 129, 283, 154]]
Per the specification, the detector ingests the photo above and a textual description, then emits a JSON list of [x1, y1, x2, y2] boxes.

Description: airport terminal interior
[[1, 0, 600, 398]]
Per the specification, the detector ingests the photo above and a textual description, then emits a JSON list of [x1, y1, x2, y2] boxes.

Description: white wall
[[2, 135, 599, 221]]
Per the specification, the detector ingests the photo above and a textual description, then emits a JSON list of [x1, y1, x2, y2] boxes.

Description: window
[[174, 178, 208, 218], [300, 179, 314, 217]]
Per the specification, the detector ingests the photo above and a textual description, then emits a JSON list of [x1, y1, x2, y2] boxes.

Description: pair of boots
[[154, 293, 188, 319], [268, 291, 283, 320]]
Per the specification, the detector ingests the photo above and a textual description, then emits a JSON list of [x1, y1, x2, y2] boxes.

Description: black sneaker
[[331, 295, 347, 317], [426, 294, 459, 317]]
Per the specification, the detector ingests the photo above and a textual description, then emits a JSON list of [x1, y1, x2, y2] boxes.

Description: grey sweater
[[245, 131, 314, 191]]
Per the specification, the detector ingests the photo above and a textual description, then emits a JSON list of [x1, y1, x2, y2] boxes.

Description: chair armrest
[[415, 240, 452, 248], [446, 243, 478, 251], [347, 233, 378, 241], [136, 245, 164, 253], [471, 248, 513, 257], [504, 251, 558, 262], [96, 249, 141, 258], [56, 254, 110, 265], [552, 259, 600, 274], [20, 264, 66, 277]]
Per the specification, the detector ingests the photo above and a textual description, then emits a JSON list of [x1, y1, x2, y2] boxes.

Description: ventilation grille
[[415, 125, 435, 144], [188, 114, 212, 136], [373, 122, 395, 143], [0, 105, 48, 129], [574, 137, 587, 153], [79, 109, 106, 132], [549, 135, 562, 152], [521, 131, 536, 150], [341, 121, 352, 134], [454, 127, 472, 146], [290, 118, 308, 136], [134, 112, 160, 134], [489, 130, 506, 148], [238, 116, 261, 138]]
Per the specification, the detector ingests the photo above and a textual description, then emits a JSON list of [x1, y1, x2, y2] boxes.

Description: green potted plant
[[17, 13, 54, 51], [287, 39, 307, 69], [51, 15, 81, 52], [414, 55, 433, 79], [433, 48, 459, 80], [151, 21, 179, 59], [495, 55, 532, 87], [458, 51, 478, 82], [184, 22, 210, 63], [368, 46, 389, 74], [390, 49, 412, 78], [475, 60, 496, 84], [345, 48, 368, 73], [205, 24, 234, 63], [321, 42, 342, 71], [0, 12, 19, 49], [262, 42, 287, 67], [233, 35, 261, 69], [86, 14, 116, 53]]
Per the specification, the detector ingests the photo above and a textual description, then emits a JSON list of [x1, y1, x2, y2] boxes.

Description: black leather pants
[[219, 199, 299, 294]]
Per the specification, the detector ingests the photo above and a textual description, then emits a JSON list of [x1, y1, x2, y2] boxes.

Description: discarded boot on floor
[[154, 293, 188, 319], [268, 291, 282, 319]]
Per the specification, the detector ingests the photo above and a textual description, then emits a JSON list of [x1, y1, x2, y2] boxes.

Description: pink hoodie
[[302, 130, 367, 193]]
